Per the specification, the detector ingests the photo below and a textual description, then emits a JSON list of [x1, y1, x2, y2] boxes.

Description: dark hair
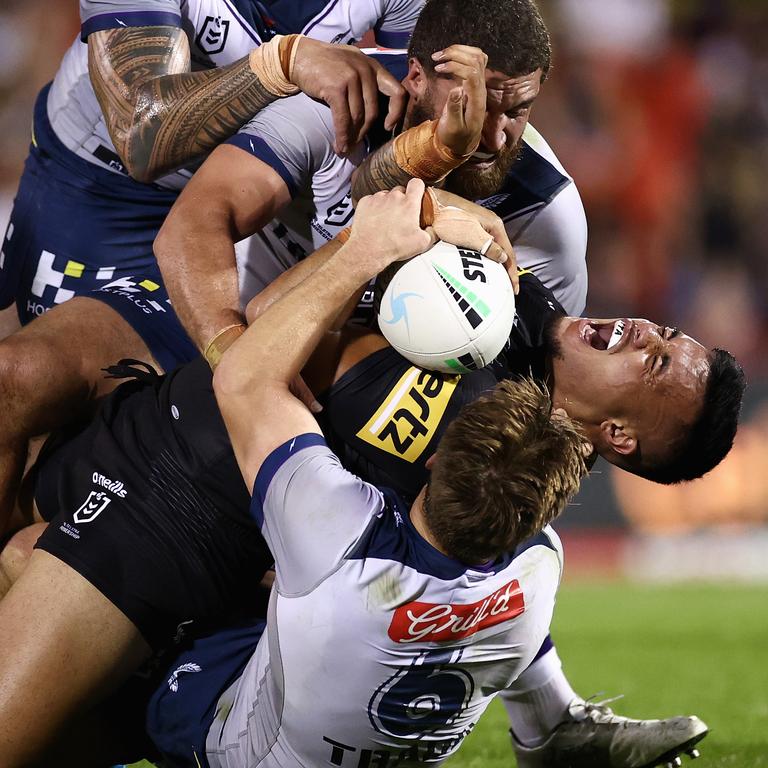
[[425, 378, 585, 564], [408, 0, 552, 80], [635, 348, 746, 484]]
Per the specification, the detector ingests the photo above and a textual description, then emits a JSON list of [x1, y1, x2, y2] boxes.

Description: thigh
[[0, 296, 160, 438], [0, 549, 151, 766], [2, 152, 196, 373], [33, 404, 274, 649]]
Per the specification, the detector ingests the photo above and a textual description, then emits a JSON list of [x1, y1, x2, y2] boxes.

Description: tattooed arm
[[88, 28, 406, 183]]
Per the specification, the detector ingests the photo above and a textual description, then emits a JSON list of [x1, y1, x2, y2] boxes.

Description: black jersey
[[319, 272, 564, 501]]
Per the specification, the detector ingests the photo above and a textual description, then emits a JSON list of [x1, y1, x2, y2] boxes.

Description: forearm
[[89, 27, 280, 182], [218, 242, 374, 394], [351, 139, 417, 203], [351, 119, 471, 203], [245, 238, 345, 324], [154, 206, 243, 350]]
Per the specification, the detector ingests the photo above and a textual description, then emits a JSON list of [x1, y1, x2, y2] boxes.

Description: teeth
[[607, 320, 625, 350], [471, 150, 496, 160]]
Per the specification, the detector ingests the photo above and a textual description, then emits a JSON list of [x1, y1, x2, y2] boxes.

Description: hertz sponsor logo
[[92, 471, 127, 498], [356, 368, 458, 462]]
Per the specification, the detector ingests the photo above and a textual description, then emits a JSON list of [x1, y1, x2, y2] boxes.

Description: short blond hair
[[425, 378, 586, 564]]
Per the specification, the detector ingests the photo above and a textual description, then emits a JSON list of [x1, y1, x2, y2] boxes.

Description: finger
[[344, 80, 366, 152], [432, 45, 489, 68], [356, 63, 381, 143], [433, 60, 483, 82], [373, 66, 407, 132], [327, 91, 353, 156], [405, 177, 426, 209], [290, 374, 322, 413], [483, 220, 515, 260], [442, 86, 466, 130]]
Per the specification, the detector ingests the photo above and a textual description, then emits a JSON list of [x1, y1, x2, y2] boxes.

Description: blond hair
[[425, 378, 586, 564]]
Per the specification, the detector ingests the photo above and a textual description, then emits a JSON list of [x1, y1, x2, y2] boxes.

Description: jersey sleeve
[[375, 0, 424, 48], [510, 124, 588, 317], [225, 95, 335, 199], [512, 182, 588, 317], [251, 434, 386, 595], [80, 0, 182, 40]]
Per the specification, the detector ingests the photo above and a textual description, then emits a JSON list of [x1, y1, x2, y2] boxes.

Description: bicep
[[163, 144, 291, 241]]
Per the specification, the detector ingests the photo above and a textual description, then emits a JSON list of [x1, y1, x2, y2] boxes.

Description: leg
[[0, 297, 160, 534], [0, 549, 151, 766], [504, 638, 709, 768], [0, 522, 46, 598]]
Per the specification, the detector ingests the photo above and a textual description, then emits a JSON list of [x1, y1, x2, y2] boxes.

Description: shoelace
[[569, 693, 626, 723]]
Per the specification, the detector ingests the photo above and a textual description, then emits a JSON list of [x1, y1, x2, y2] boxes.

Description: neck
[[409, 487, 449, 555]]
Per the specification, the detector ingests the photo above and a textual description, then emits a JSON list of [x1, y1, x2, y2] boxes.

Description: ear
[[403, 57, 428, 98], [424, 453, 437, 470], [599, 420, 637, 456]]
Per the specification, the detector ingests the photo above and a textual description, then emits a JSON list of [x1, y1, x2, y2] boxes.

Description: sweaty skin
[[351, 44, 543, 201], [550, 317, 710, 464], [89, 26, 279, 182]]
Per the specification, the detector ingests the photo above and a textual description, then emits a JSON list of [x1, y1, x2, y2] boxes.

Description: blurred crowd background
[[1, 0, 766, 579]]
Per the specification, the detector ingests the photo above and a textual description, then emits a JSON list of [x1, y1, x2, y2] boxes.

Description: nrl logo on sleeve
[[73, 491, 111, 524], [196, 15, 230, 55]]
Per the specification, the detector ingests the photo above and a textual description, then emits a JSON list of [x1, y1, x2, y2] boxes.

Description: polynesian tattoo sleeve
[[350, 136, 417, 202], [88, 26, 276, 180]]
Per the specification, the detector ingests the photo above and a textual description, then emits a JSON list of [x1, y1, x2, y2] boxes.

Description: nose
[[480, 113, 507, 153], [634, 324, 662, 350]]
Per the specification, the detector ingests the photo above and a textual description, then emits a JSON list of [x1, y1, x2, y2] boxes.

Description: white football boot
[[511, 698, 709, 768]]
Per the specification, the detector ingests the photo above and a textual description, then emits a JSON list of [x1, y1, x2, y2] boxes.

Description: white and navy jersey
[[230, 53, 588, 315], [205, 436, 562, 767], [46, 0, 423, 190]]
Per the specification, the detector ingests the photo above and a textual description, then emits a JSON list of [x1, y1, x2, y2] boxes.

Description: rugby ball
[[378, 240, 516, 373]]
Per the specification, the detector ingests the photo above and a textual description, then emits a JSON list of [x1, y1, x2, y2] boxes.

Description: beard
[[406, 86, 523, 201]]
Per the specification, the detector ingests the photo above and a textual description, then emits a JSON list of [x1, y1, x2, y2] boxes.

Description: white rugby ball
[[378, 240, 516, 373]]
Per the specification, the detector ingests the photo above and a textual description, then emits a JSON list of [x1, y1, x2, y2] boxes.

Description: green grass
[[129, 583, 768, 768], [446, 582, 768, 767]]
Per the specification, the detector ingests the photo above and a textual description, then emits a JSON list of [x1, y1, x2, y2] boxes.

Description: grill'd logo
[[388, 578, 525, 643]]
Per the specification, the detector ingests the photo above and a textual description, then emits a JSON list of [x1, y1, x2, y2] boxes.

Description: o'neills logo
[[92, 471, 127, 498], [388, 578, 524, 644]]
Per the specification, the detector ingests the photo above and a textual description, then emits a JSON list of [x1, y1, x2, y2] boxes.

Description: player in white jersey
[[143, 180, 588, 767], [0, 0, 421, 532]]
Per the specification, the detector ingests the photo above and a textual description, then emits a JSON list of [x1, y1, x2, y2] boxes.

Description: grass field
[[130, 582, 768, 768]]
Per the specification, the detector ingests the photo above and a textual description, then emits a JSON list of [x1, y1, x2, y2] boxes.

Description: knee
[[0, 523, 45, 595]]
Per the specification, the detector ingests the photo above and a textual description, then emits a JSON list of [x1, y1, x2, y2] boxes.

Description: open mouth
[[580, 319, 631, 352], [468, 150, 497, 166]]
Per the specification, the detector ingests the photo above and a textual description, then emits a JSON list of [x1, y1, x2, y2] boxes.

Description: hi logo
[[196, 15, 230, 55], [357, 368, 458, 462], [73, 491, 111, 524]]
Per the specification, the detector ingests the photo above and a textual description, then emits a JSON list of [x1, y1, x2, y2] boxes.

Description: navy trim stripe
[[531, 634, 554, 664], [303, 0, 341, 36], [225, 134, 298, 198], [80, 11, 182, 41], [250, 434, 327, 526], [221, 0, 263, 44], [374, 30, 412, 49]]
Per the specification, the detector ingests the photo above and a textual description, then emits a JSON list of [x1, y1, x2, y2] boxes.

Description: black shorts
[[33, 395, 273, 651]]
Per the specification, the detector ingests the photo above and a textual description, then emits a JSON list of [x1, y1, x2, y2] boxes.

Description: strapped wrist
[[204, 323, 247, 370], [392, 120, 472, 183], [248, 35, 302, 97]]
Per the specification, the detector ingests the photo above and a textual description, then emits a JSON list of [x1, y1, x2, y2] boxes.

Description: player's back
[[206, 440, 564, 766]]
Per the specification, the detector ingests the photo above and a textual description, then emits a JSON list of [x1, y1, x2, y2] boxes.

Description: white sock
[[500, 648, 580, 747]]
